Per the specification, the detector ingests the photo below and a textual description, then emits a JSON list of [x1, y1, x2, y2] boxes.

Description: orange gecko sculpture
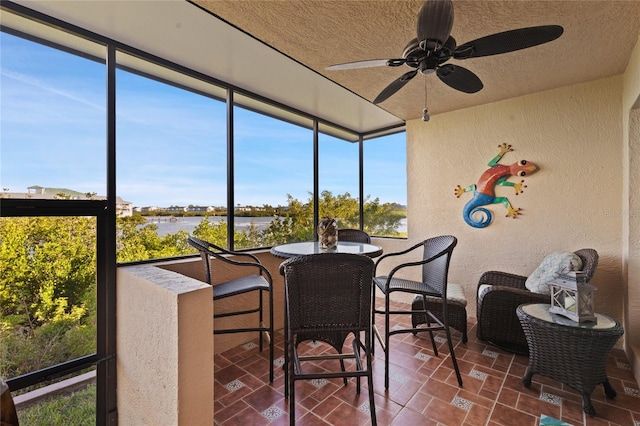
[[454, 143, 538, 228]]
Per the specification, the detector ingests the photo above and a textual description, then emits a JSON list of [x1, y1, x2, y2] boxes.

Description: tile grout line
[[488, 349, 515, 426]]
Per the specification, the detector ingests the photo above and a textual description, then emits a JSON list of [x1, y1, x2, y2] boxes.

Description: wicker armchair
[[476, 248, 599, 355], [280, 253, 376, 425], [337, 228, 371, 243]]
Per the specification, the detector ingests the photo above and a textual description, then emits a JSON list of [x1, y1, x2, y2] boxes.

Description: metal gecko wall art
[[454, 143, 538, 228]]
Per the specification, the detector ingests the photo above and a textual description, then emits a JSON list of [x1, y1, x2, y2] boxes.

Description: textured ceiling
[[194, 0, 640, 121]]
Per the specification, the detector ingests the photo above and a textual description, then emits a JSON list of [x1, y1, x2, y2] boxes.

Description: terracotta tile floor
[[213, 300, 640, 425]]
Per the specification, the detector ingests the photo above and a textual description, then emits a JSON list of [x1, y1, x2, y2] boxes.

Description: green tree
[[190, 216, 267, 250], [191, 216, 228, 247], [0, 217, 96, 378], [259, 190, 405, 245], [116, 216, 192, 262]]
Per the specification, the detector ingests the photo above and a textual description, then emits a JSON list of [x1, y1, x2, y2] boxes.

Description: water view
[[146, 216, 273, 236], [146, 216, 407, 236]]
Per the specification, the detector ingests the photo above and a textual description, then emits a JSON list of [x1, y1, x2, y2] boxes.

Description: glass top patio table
[[270, 241, 383, 259]]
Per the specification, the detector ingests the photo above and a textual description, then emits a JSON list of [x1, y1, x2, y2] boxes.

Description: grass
[[17, 384, 95, 426]]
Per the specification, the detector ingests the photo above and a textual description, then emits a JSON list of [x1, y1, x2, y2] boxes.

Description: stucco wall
[[399, 76, 624, 323], [629, 110, 640, 345], [623, 34, 640, 383], [117, 265, 214, 425]]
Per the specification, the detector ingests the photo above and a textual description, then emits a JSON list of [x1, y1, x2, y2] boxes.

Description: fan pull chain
[[422, 76, 430, 122]]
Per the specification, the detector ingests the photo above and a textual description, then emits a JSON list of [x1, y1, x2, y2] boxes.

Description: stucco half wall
[[117, 264, 214, 425]]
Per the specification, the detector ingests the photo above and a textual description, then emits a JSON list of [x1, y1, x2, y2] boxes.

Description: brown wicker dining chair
[[337, 228, 371, 244], [280, 253, 377, 426], [187, 236, 274, 382], [476, 248, 599, 355], [373, 235, 462, 389], [1, 378, 19, 426]]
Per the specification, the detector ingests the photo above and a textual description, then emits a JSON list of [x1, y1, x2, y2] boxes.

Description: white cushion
[[445, 283, 467, 306], [477, 284, 491, 298], [525, 252, 583, 295], [422, 283, 467, 306]]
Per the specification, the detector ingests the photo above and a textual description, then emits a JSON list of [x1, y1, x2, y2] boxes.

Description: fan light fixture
[[417, 0, 454, 51]]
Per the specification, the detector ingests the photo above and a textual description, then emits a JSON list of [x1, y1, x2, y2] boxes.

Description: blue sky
[[1, 31, 406, 208]]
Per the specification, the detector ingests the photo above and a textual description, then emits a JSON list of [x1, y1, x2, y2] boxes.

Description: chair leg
[[440, 303, 463, 387], [371, 294, 377, 357], [268, 289, 274, 383], [445, 325, 463, 386], [421, 298, 439, 356], [339, 358, 348, 386], [366, 339, 377, 426], [257, 289, 274, 383], [258, 291, 264, 353], [384, 293, 391, 390], [289, 350, 295, 426], [284, 311, 289, 398]]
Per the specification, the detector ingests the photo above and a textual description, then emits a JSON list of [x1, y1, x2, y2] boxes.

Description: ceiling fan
[[326, 0, 563, 121]]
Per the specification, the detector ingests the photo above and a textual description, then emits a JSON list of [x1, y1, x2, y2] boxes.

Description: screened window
[[0, 24, 108, 423], [318, 133, 360, 228], [233, 104, 314, 249], [115, 56, 227, 261], [363, 132, 407, 237], [0, 31, 106, 200]]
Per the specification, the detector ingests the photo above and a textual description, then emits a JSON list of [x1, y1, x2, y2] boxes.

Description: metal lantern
[[548, 271, 597, 323]]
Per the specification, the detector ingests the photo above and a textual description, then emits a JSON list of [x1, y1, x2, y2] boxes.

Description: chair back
[[188, 236, 265, 285], [337, 228, 371, 244], [421, 235, 457, 296], [281, 253, 374, 335], [574, 248, 599, 282], [188, 236, 215, 285]]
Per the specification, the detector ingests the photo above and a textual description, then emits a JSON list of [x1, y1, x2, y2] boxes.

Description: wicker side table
[[516, 303, 624, 417]]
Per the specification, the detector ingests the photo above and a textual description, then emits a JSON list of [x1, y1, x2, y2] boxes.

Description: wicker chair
[[280, 253, 376, 426], [476, 248, 599, 355], [373, 235, 462, 389], [187, 236, 274, 382], [337, 228, 371, 244], [1, 378, 19, 426]]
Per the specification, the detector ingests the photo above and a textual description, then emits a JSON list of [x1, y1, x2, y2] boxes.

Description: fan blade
[[417, 0, 454, 51], [326, 59, 400, 71], [436, 64, 483, 93], [373, 70, 418, 104], [454, 25, 563, 59]]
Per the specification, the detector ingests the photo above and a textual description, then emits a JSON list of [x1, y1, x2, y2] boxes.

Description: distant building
[[235, 205, 266, 212], [3, 186, 133, 217], [134, 206, 160, 213], [166, 206, 187, 213], [186, 205, 215, 213], [115, 197, 133, 217], [28, 185, 45, 195]]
